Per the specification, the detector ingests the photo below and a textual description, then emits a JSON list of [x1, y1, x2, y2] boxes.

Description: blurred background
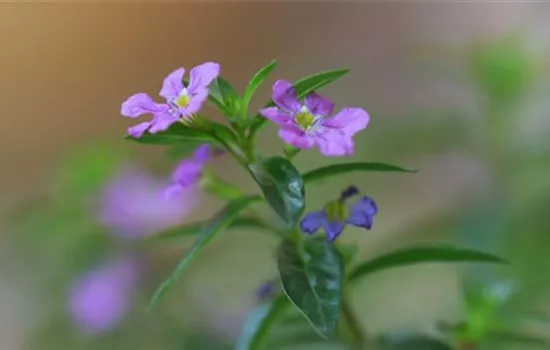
[[1, 3, 550, 349]]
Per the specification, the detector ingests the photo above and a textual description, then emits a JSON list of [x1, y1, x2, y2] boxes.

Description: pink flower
[[121, 62, 220, 138], [260, 80, 369, 156]]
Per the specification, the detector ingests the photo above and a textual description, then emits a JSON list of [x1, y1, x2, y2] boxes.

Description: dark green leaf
[[277, 239, 345, 337], [148, 195, 261, 309], [235, 296, 288, 350], [211, 77, 241, 117], [242, 59, 277, 117], [248, 68, 349, 134], [250, 156, 305, 225], [125, 123, 215, 145], [348, 246, 509, 283], [376, 333, 452, 350], [153, 217, 269, 240], [302, 162, 417, 184]]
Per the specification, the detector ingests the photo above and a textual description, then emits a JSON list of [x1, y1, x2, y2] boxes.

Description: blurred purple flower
[[300, 186, 378, 242], [255, 280, 279, 300], [121, 62, 220, 138], [68, 258, 139, 335], [164, 144, 214, 199], [98, 166, 196, 238], [260, 80, 369, 156]]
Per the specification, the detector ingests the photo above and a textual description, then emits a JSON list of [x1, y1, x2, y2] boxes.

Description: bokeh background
[[1, 3, 550, 349]]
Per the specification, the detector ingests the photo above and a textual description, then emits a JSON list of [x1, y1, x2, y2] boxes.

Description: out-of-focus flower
[[260, 80, 369, 156], [98, 166, 196, 238], [164, 144, 214, 199], [68, 257, 139, 335], [121, 62, 220, 138], [300, 186, 378, 242], [255, 280, 279, 300]]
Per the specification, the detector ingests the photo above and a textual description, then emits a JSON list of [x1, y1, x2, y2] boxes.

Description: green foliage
[[302, 162, 417, 184], [125, 122, 215, 145], [277, 238, 345, 337], [375, 333, 452, 350], [210, 77, 241, 118], [242, 59, 277, 119]]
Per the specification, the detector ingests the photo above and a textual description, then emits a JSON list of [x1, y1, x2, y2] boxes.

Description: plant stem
[[342, 298, 367, 349]]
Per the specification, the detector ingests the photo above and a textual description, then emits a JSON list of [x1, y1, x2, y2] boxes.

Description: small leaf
[[211, 77, 241, 117], [250, 156, 305, 225], [348, 246, 509, 283], [235, 295, 288, 350], [277, 238, 345, 337], [149, 195, 261, 309], [302, 162, 417, 184], [153, 217, 269, 240], [248, 68, 350, 134], [125, 123, 215, 145], [242, 59, 277, 118]]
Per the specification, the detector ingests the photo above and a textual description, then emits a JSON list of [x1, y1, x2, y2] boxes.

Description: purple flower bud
[[68, 258, 139, 335]]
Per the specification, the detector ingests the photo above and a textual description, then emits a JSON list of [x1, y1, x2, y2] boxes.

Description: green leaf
[[277, 238, 345, 337], [153, 217, 269, 240], [376, 333, 452, 350], [242, 59, 277, 118], [487, 330, 548, 347], [211, 77, 241, 117], [302, 162, 417, 184], [125, 122, 215, 145], [248, 68, 350, 135], [165, 140, 208, 159], [235, 296, 288, 350], [250, 156, 305, 225], [148, 195, 261, 309], [348, 246, 509, 283]]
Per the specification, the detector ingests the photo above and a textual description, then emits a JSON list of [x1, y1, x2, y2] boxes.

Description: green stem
[[342, 298, 368, 349]]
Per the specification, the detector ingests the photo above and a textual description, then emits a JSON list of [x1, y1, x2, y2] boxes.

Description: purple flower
[[98, 166, 196, 238], [68, 258, 138, 335], [164, 144, 214, 199], [300, 186, 378, 242], [260, 80, 369, 157], [121, 62, 220, 138]]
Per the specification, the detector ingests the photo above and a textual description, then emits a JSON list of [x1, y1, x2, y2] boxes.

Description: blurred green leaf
[[277, 238, 345, 337], [165, 140, 209, 159], [302, 162, 417, 184], [125, 123, 215, 145], [250, 156, 305, 226], [153, 217, 271, 240], [210, 77, 241, 117], [376, 333, 452, 350], [242, 59, 277, 118], [486, 330, 548, 347], [348, 246, 509, 283], [235, 295, 288, 350], [248, 68, 350, 135], [149, 195, 261, 309]]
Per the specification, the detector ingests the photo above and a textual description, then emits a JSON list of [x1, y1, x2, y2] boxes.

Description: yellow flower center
[[175, 92, 190, 108], [324, 200, 349, 222], [295, 108, 317, 130]]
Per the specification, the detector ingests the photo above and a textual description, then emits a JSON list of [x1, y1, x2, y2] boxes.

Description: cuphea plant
[[121, 60, 508, 349]]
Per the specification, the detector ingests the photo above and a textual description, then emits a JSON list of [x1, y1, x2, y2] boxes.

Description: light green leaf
[[348, 246, 509, 283], [148, 195, 261, 309], [242, 59, 277, 118], [250, 156, 305, 225], [302, 162, 417, 184], [211, 77, 241, 117], [277, 238, 345, 337], [235, 295, 288, 350], [124, 123, 215, 145], [248, 68, 350, 135]]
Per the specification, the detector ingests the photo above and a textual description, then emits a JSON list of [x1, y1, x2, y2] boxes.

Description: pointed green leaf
[[277, 238, 345, 337], [235, 296, 288, 350], [124, 123, 215, 145], [242, 59, 277, 118], [153, 217, 271, 240], [348, 246, 509, 283], [302, 162, 417, 184], [210, 77, 241, 117], [250, 156, 305, 225], [248, 68, 350, 135], [148, 195, 261, 309]]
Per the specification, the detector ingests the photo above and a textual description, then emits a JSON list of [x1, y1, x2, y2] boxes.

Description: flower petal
[[127, 122, 152, 138], [315, 133, 354, 157], [272, 80, 301, 113], [193, 144, 211, 164], [323, 107, 369, 136], [187, 62, 220, 93], [148, 111, 179, 134], [121, 93, 163, 118], [260, 107, 294, 126], [183, 88, 209, 115], [347, 196, 378, 229], [159, 67, 185, 100], [171, 160, 203, 187], [279, 125, 316, 149], [305, 92, 334, 116], [300, 210, 328, 234], [325, 221, 345, 242]]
